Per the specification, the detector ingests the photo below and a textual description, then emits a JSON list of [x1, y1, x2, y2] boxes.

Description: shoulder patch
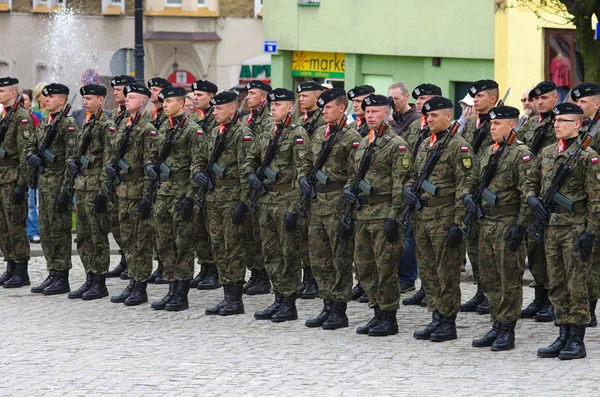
[[21, 119, 28, 125], [68, 127, 75, 132], [243, 135, 253, 141], [197, 130, 203, 135], [352, 142, 360, 148], [398, 145, 406, 152], [460, 146, 469, 152], [401, 157, 411, 169], [295, 137, 305, 144], [150, 130, 157, 137], [462, 158, 472, 169], [109, 127, 116, 133], [592, 157, 599, 164], [522, 155, 531, 162]]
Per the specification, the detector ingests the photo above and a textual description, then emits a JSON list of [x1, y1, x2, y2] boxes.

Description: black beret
[[347, 85, 375, 100], [191, 80, 218, 94], [110, 75, 136, 88], [124, 84, 151, 97], [0, 77, 18, 87], [489, 105, 520, 120], [80, 84, 107, 97], [361, 94, 392, 111], [412, 83, 442, 99], [297, 81, 322, 93], [317, 88, 346, 108], [42, 83, 69, 96], [210, 91, 238, 106], [147, 77, 172, 89], [157, 86, 187, 103], [571, 83, 600, 101], [268, 88, 295, 102], [529, 81, 557, 99], [468, 79, 499, 97], [245, 80, 272, 92], [422, 96, 453, 115], [552, 103, 583, 116]]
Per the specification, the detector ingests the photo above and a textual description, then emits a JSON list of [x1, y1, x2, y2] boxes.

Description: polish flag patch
[[398, 145, 406, 151], [109, 127, 116, 133], [243, 135, 253, 141], [352, 142, 360, 148], [68, 127, 75, 133], [592, 157, 599, 164], [197, 130, 204, 135], [21, 119, 28, 125], [460, 146, 469, 152], [150, 130, 157, 137], [522, 155, 531, 162], [295, 138, 304, 144]]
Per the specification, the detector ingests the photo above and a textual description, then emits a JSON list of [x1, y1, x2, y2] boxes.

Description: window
[[254, 0, 262, 17], [0, 0, 11, 12], [33, 0, 65, 8], [543, 28, 583, 103], [165, 0, 181, 6], [102, 0, 124, 15], [198, 0, 205, 6]]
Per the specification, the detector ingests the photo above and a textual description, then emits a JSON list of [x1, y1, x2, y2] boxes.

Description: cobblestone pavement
[[1, 254, 599, 397]]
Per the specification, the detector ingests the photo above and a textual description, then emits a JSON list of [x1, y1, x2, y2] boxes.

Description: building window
[[0, 0, 11, 12], [543, 28, 583, 103], [102, 0, 124, 15], [33, 0, 65, 8], [165, 0, 181, 6], [198, 0, 205, 6], [254, 0, 262, 17]]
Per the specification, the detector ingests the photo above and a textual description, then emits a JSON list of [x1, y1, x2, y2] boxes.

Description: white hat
[[459, 93, 474, 107]]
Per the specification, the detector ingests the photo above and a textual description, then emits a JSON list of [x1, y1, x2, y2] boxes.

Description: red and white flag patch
[[295, 138, 304, 144], [460, 146, 469, 152], [592, 157, 599, 164], [243, 135, 252, 141], [398, 145, 406, 151], [68, 127, 75, 132], [21, 119, 28, 125], [522, 155, 531, 162], [352, 142, 360, 148], [150, 130, 157, 137], [109, 127, 116, 133], [197, 130, 204, 135]]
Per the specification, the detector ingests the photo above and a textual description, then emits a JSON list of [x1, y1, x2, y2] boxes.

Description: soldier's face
[[298, 91, 319, 111], [388, 87, 408, 113], [113, 86, 126, 104], [0, 86, 16, 107], [213, 103, 236, 124], [125, 93, 145, 113], [490, 119, 515, 143], [271, 101, 293, 122], [536, 91, 558, 113], [150, 87, 163, 104], [521, 94, 536, 116], [473, 91, 494, 112], [416, 95, 434, 114], [554, 116, 581, 139], [426, 109, 453, 133], [45, 94, 66, 113], [193, 91, 213, 110], [185, 97, 195, 113], [247, 89, 267, 109], [365, 105, 388, 129], [322, 101, 345, 124], [576, 96, 600, 119], [162, 97, 184, 117], [83, 95, 103, 113], [352, 96, 367, 117]]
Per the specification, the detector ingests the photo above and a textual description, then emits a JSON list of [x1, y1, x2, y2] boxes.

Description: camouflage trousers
[[38, 189, 72, 271], [0, 182, 29, 263], [478, 217, 525, 324], [414, 214, 461, 317], [110, 195, 123, 256], [258, 202, 302, 297], [207, 201, 246, 285], [193, 204, 213, 265], [526, 236, 548, 289], [308, 211, 353, 302], [118, 197, 154, 281], [154, 195, 194, 281], [354, 218, 402, 311], [466, 220, 480, 284], [545, 224, 591, 326], [588, 236, 600, 301], [244, 212, 264, 271], [75, 190, 111, 275], [298, 217, 311, 268]]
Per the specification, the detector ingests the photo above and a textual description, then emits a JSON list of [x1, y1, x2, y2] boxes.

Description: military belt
[[215, 178, 240, 186], [552, 199, 587, 214], [45, 160, 65, 169], [120, 168, 144, 182], [0, 159, 18, 166], [358, 194, 392, 205], [168, 172, 190, 182], [481, 203, 521, 216], [420, 195, 454, 207], [315, 182, 345, 193], [82, 168, 102, 176], [265, 183, 292, 192]]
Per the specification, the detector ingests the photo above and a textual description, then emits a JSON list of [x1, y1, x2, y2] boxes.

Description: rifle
[[295, 113, 348, 218], [194, 98, 246, 209], [459, 117, 525, 238], [470, 87, 511, 155], [246, 100, 298, 213], [198, 106, 214, 133], [247, 101, 266, 131], [304, 108, 323, 135], [28, 94, 77, 189], [412, 126, 431, 159], [113, 104, 127, 128], [0, 91, 24, 159], [152, 107, 164, 130]]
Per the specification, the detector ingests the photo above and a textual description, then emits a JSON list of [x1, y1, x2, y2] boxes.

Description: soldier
[[462, 106, 533, 351], [525, 102, 600, 360], [106, 83, 156, 306], [192, 90, 253, 316], [405, 96, 474, 342], [302, 88, 360, 330], [188, 79, 218, 290], [26, 84, 79, 293], [0, 77, 33, 289], [243, 88, 311, 322], [343, 94, 410, 336], [240, 80, 273, 295], [388, 82, 419, 136], [146, 86, 199, 312]]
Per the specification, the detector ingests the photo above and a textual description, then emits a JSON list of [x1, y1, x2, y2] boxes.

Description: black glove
[[284, 211, 298, 233], [106, 163, 118, 178], [232, 202, 248, 225], [68, 160, 79, 175], [138, 197, 152, 219], [247, 173, 263, 191], [447, 224, 463, 248], [504, 224, 526, 252], [176, 197, 194, 221], [194, 172, 209, 186], [298, 176, 313, 196], [145, 164, 159, 182], [403, 186, 418, 207], [343, 188, 357, 206], [56, 193, 71, 214], [527, 195, 549, 222], [12, 185, 26, 205], [27, 154, 42, 167], [576, 232, 596, 261], [94, 193, 108, 214], [384, 218, 399, 243], [462, 194, 478, 215]]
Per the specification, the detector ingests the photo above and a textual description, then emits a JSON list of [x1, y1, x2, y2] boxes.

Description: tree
[[515, 0, 600, 83]]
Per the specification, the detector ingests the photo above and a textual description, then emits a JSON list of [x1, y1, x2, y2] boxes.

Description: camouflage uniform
[[522, 112, 557, 153], [582, 120, 600, 301], [354, 116, 370, 138], [404, 116, 431, 158], [108, 104, 128, 256]]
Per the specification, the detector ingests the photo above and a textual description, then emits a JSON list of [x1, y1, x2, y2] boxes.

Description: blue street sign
[[264, 41, 277, 53], [596, 23, 600, 40]]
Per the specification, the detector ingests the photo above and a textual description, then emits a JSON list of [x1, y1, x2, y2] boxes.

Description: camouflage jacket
[[296, 109, 326, 137], [345, 125, 411, 220], [0, 106, 34, 186], [110, 104, 128, 129], [522, 112, 556, 156], [404, 116, 431, 159], [150, 106, 168, 130], [516, 115, 538, 143], [524, 139, 600, 234], [242, 104, 272, 138], [461, 113, 493, 159], [189, 107, 218, 135]]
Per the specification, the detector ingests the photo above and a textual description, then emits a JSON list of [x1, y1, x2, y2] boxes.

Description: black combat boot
[[460, 284, 485, 312], [420, 295, 428, 307], [472, 320, 501, 347], [429, 315, 458, 342], [356, 306, 381, 335], [246, 269, 271, 295], [588, 300, 598, 327], [537, 325, 570, 358], [110, 279, 135, 303], [165, 280, 190, 311], [403, 287, 426, 306], [120, 268, 130, 280], [521, 286, 546, 318], [300, 267, 319, 299], [42, 270, 70, 295], [31, 270, 55, 293], [322, 301, 349, 330], [358, 292, 369, 303], [0, 259, 15, 286], [81, 273, 109, 300], [220, 284, 244, 316], [148, 260, 165, 284], [107, 255, 127, 278], [491, 322, 516, 351], [190, 263, 209, 289], [197, 264, 220, 290], [475, 298, 490, 314], [206, 286, 228, 315], [124, 281, 148, 306], [558, 325, 587, 360], [351, 282, 365, 300], [414, 311, 442, 340], [534, 298, 554, 322], [368, 310, 399, 336], [299, 268, 309, 295], [68, 272, 94, 299], [254, 293, 283, 320], [151, 281, 177, 310], [243, 269, 257, 294], [3, 261, 30, 288], [305, 299, 332, 328], [271, 293, 298, 322]]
